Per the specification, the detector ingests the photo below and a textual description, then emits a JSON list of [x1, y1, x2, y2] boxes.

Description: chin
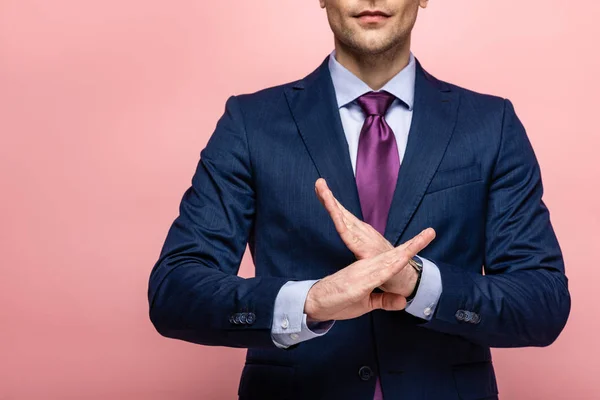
[[336, 25, 403, 54], [349, 37, 401, 56]]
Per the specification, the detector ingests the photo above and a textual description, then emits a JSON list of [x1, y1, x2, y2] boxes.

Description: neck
[[333, 37, 412, 90]]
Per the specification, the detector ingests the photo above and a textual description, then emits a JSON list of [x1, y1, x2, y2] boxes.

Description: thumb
[[369, 291, 407, 311]]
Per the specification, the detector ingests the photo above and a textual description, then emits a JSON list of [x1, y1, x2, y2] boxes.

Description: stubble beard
[[335, 25, 411, 67]]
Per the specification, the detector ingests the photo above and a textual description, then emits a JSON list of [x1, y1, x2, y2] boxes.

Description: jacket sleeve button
[[246, 312, 256, 325], [463, 311, 473, 322]]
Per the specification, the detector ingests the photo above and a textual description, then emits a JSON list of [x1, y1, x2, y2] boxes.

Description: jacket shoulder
[[230, 58, 325, 111], [231, 78, 302, 110], [444, 79, 506, 110], [422, 64, 506, 109]]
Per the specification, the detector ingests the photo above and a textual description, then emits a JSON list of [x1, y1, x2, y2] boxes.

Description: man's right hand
[[304, 228, 436, 322]]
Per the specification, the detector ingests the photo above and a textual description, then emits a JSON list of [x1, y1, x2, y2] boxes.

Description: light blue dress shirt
[[270, 51, 443, 349]]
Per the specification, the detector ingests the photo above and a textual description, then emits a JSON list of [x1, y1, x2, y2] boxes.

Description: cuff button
[[463, 311, 473, 322], [246, 312, 256, 325]]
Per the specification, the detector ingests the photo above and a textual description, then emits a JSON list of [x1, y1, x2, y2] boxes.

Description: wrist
[[304, 286, 321, 321]]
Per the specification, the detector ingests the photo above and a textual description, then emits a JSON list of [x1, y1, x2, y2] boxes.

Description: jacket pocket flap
[[426, 162, 482, 194]]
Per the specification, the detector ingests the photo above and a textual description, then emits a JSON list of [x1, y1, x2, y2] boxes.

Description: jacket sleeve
[[148, 95, 289, 348], [421, 99, 571, 348]]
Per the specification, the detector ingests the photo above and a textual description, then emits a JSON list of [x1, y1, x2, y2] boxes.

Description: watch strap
[[405, 256, 423, 302]]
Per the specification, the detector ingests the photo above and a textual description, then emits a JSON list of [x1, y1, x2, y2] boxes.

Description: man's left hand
[[315, 178, 430, 298]]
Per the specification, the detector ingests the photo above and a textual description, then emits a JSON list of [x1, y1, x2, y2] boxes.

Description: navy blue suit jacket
[[148, 56, 570, 400]]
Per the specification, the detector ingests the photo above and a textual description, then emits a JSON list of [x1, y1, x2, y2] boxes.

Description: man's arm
[[421, 99, 571, 347], [148, 95, 288, 349], [269, 257, 441, 350], [147, 95, 435, 349], [313, 100, 570, 348], [270, 257, 441, 349]]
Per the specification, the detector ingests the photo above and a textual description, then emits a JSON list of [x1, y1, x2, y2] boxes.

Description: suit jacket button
[[246, 312, 256, 325], [471, 313, 481, 324], [455, 310, 466, 321], [229, 315, 235, 324], [239, 312, 248, 324], [233, 313, 241, 324], [463, 311, 473, 322], [358, 366, 373, 381]]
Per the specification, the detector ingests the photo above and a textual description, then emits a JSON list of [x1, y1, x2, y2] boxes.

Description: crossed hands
[[304, 178, 436, 322]]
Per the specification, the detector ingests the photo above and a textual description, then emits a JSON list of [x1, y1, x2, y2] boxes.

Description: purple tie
[[355, 91, 399, 400], [355, 91, 399, 236]]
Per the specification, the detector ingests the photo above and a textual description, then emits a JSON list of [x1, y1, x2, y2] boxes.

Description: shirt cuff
[[271, 280, 335, 349], [404, 256, 443, 321]]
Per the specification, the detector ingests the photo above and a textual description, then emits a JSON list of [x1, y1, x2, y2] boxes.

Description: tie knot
[[356, 91, 396, 116]]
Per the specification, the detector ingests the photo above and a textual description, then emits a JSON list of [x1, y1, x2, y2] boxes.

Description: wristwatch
[[405, 256, 423, 302]]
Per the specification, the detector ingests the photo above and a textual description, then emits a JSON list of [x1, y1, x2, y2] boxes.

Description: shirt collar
[[328, 49, 416, 111]]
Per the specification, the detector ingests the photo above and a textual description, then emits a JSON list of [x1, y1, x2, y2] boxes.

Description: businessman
[[148, 0, 571, 399]]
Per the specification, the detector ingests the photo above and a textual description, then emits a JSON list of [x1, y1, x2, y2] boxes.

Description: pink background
[[1, 1, 598, 398]]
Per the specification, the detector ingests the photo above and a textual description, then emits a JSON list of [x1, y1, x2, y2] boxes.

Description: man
[[148, 0, 571, 398]]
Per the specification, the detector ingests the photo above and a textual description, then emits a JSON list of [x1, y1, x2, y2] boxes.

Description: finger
[[315, 179, 336, 215], [396, 227, 436, 252], [403, 227, 436, 256], [395, 234, 419, 251], [314, 178, 328, 208], [320, 180, 372, 239], [317, 179, 368, 249], [317, 179, 348, 221], [369, 291, 407, 311], [396, 228, 436, 262], [333, 198, 373, 238], [365, 228, 436, 288], [316, 179, 349, 234], [333, 197, 365, 229]]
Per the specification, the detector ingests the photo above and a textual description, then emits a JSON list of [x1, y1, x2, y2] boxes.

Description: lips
[[354, 9, 391, 25], [355, 10, 391, 18]]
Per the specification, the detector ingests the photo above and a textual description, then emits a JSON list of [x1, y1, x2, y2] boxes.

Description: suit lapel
[[384, 61, 460, 246], [285, 57, 460, 246], [284, 57, 364, 220]]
